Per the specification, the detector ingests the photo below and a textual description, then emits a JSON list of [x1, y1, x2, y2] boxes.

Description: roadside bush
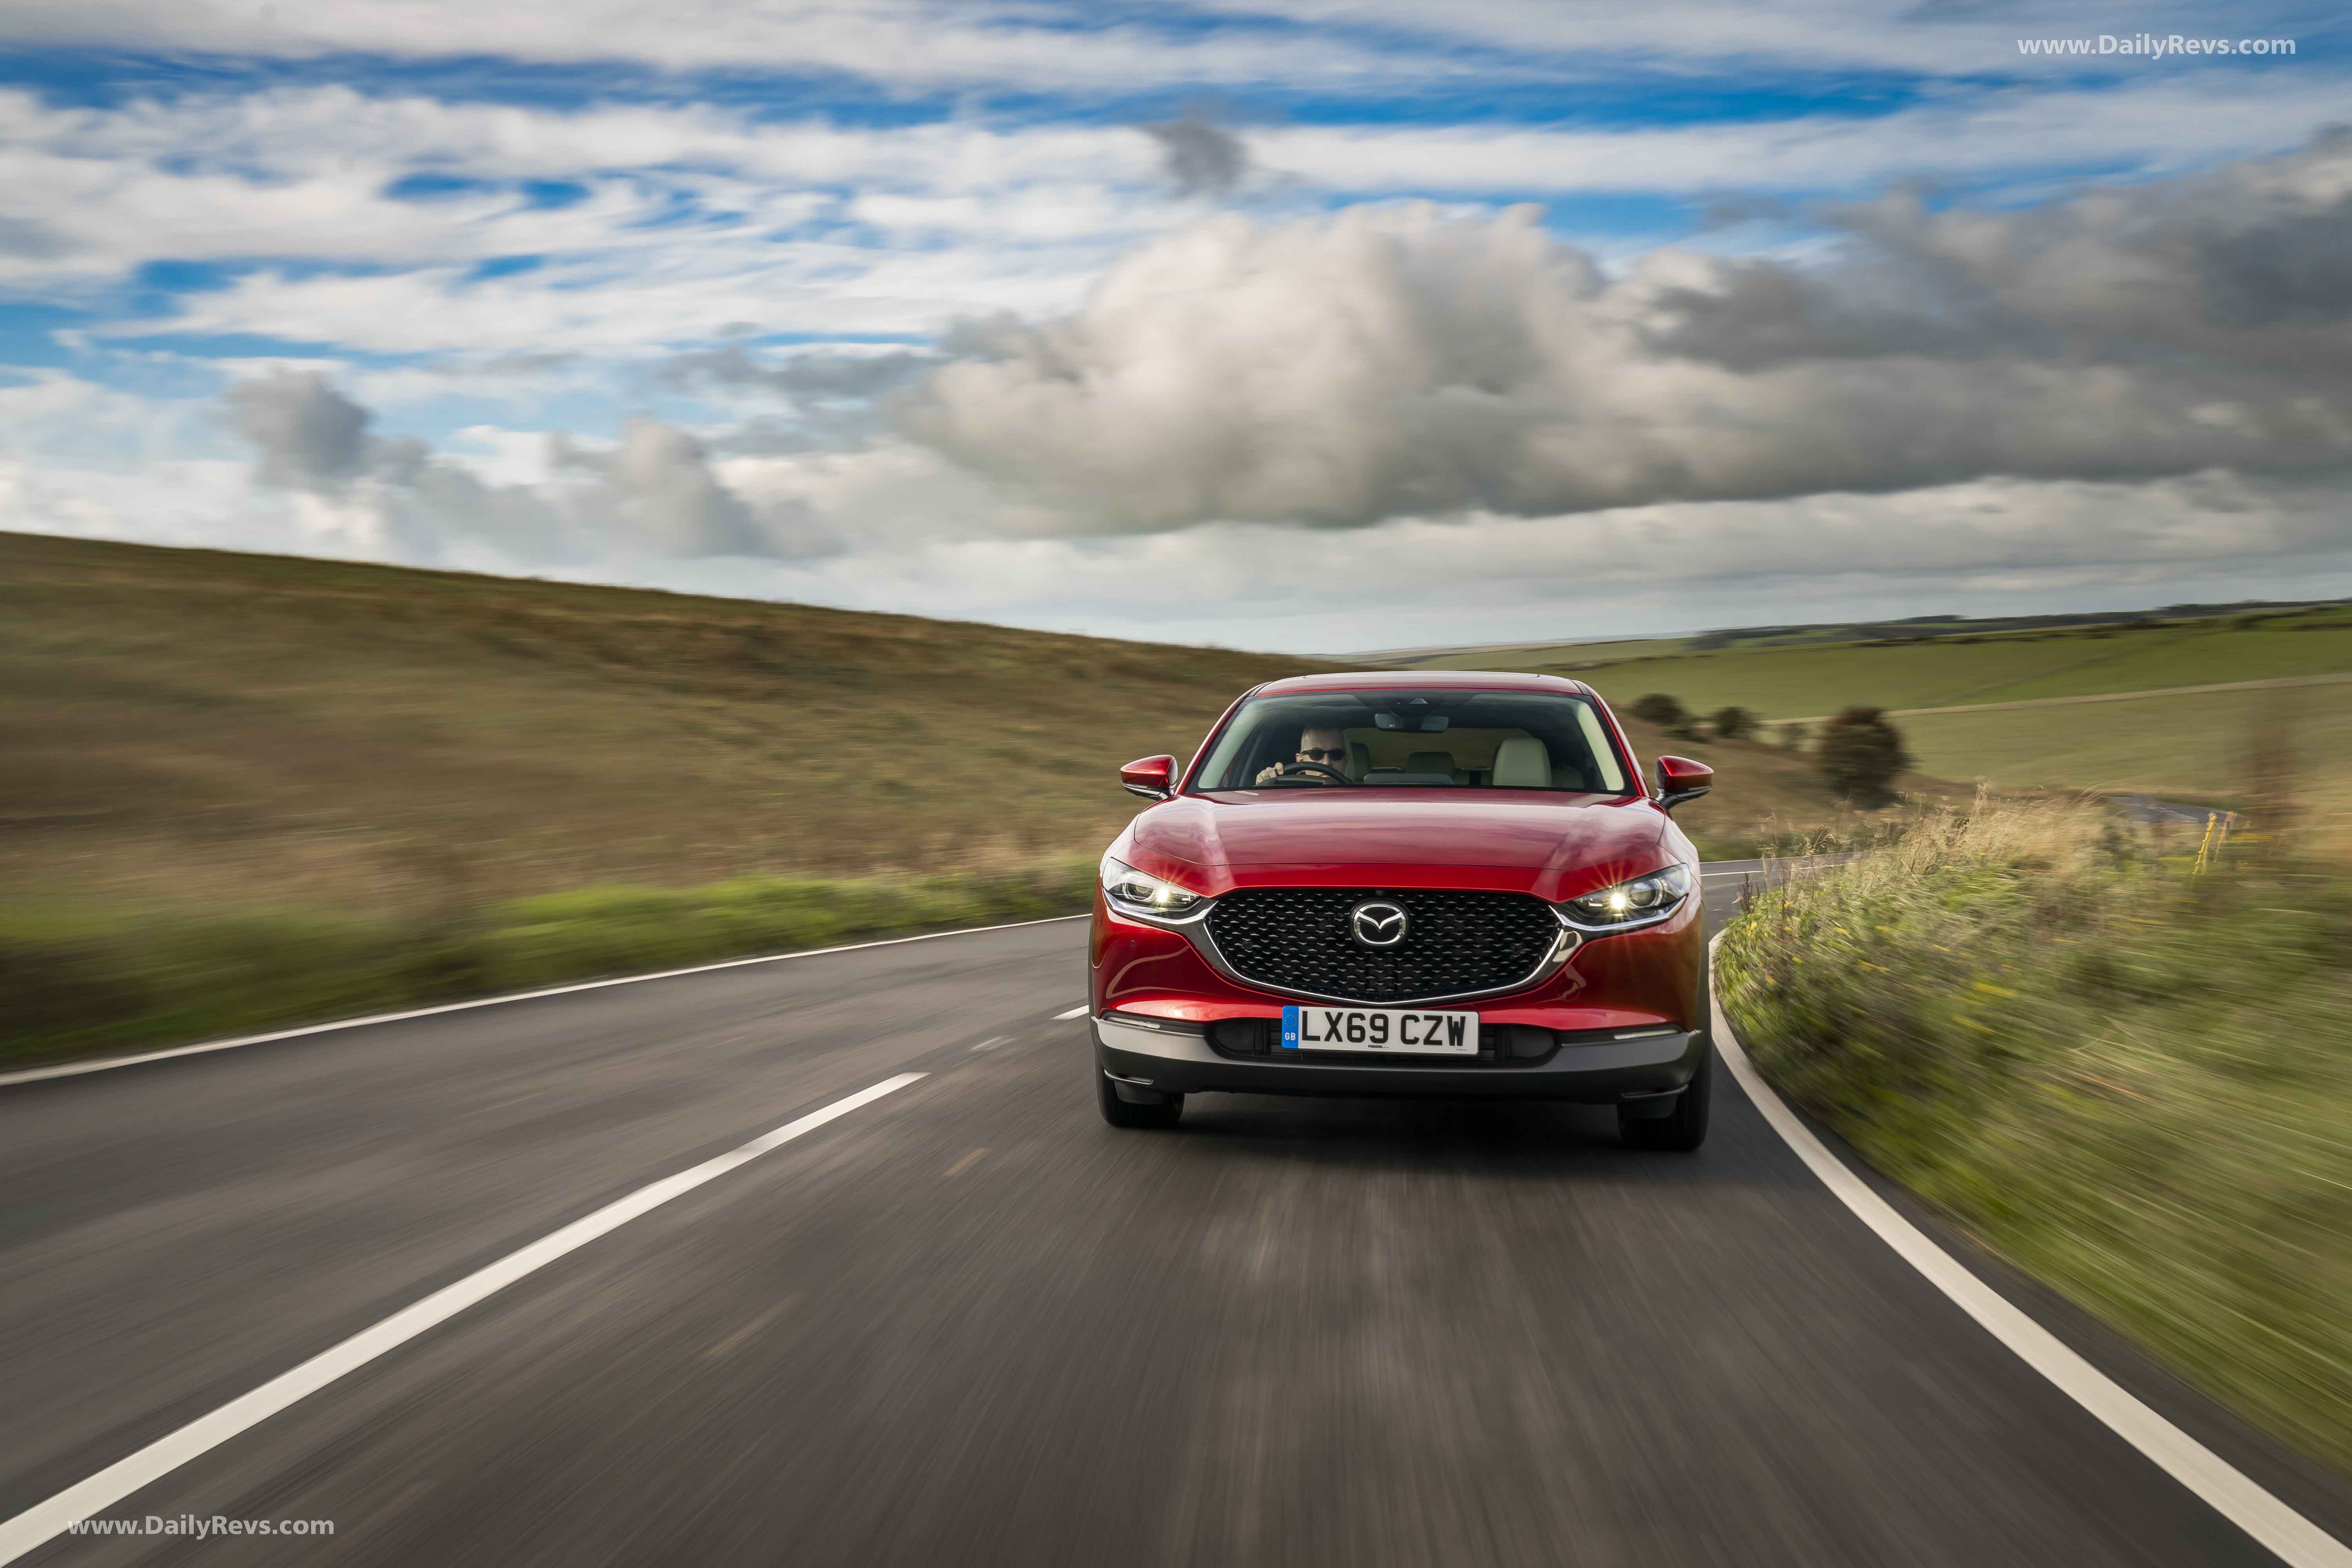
[[1718, 802, 2352, 1473], [1629, 692, 1686, 727], [1711, 705, 1756, 740], [1774, 721, 1809, 751], [1815, 705, 1910, 805]]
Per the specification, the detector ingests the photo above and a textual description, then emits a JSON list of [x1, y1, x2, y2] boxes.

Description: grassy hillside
[[1358, 637, 1695, 671], [4, 530, 1950, 915], [2, 532, 1333, 913], [1561, 608, 2352, 719], [0, 531, 1976, 1065], [1893, 682, 2352, 799], [1402, 606, 2352, 800]]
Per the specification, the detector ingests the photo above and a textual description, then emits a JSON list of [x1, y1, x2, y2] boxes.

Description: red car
[[1090, 672, 1716, 1149]]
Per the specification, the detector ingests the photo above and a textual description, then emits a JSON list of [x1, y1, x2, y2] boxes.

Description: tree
[[1711, 705, 1755, 740], [1629, 692, 1685, 727], [1816, 706, 1911, 806], [1774, 722, 1809, 751]]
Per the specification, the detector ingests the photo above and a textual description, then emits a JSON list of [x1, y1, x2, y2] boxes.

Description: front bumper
[[1093, 1012, 1707, 1103], [1091, 882, 1706, 1040]]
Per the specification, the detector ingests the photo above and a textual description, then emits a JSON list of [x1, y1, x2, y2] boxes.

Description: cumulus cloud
[[1142, 112, 1250, 198], [222, 373, 835, 562], [227, 372, 371, 492], [895, 131, 2352, 533]]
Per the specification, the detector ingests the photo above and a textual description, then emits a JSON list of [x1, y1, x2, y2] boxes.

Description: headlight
[[1562, 864, 1694, 928], [1100, 855, 1204, 916]]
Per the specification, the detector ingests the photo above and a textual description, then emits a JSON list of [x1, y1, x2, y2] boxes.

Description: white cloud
[[11, 370, 2352, 656], [898, 135, 2352, 531], [0, 369, 230, 465], [0, 0, 2321, 88], [0, 0, 1443, 89], [2, 75, 2343, 354]]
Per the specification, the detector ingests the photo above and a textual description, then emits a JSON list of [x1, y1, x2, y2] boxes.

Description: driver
[[1255, 726, 1350, 786]]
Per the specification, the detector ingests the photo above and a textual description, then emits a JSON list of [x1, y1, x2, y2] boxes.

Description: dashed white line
[[1053, 1005, 1090, 1020], [0, 1073, 927, 1566], [968, 1037, 1009, 1052], [1708, 936, 2352, 1568]]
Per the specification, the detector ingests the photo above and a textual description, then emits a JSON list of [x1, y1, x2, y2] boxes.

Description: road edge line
[[0, 1072, 927, 1565], [1707, 933, 2352, 1568], [0, 916, 1087, 1091]]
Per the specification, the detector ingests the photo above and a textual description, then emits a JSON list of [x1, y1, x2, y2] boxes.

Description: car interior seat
[[1350, 741, 1371, 780], [1491, 736, 1552, 788], [1405, 750, 1460, 783]]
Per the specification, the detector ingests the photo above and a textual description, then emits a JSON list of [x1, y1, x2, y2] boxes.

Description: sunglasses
[[1297, 747, 1348, 761]]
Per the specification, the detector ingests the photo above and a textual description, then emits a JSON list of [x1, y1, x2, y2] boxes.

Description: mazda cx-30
[[1089, 672, 1715, 1149]]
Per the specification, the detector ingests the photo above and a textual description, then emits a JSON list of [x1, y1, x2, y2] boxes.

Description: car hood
[[1121, 791, 1672, 903]]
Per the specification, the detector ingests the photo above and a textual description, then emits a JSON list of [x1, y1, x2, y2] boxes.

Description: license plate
[[1280, 1005, 1478, 1055]]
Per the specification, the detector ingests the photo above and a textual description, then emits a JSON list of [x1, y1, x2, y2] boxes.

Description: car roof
[[1253, 670, 1595, 697]]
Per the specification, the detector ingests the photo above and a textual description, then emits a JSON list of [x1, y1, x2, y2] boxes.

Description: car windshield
[[1192, 689, 1633, 794]]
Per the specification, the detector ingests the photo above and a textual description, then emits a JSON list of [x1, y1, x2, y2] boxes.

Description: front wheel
[[1620, 1048, 1711, 1151], [1096, 1069, 1185, 1129]]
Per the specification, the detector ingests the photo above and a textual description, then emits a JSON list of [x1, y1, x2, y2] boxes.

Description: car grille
[[1204, 888, 1562, 1004]]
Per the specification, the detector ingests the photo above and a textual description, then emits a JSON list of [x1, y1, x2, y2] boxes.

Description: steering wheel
[[1269, 761, 1353, 785]]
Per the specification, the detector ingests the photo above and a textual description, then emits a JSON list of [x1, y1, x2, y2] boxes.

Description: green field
[[1374, 607, 2352, 799], [1364, 636, 1696, 671], [1896, 681, 2352, 798], [1564, 611, 2352, 719]]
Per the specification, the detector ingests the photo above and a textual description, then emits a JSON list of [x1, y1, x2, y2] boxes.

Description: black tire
[[1621, 1047, 1711, 1151], [1096, 1069, 1184, 1129]]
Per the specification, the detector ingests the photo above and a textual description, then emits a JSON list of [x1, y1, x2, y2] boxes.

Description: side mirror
[[1120, 754, 1176, 801], [1654, 755, 1713, 812]]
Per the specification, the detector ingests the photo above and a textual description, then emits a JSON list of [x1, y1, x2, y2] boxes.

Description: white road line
[[0, 1073, 927, 1566], [968, 1037, 1008, 1052], [1053, 1005, 1089, 1020], [1708, 936, 2352, 1568], [0, 916, 1087, 1091]]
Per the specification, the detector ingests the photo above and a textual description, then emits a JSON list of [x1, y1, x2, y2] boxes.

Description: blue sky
[[2, 1, 2349, 650]]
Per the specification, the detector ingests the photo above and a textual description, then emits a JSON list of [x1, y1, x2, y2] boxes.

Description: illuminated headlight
[[1562, 864, 1694, 929], [1100, 855, 1204, 916]]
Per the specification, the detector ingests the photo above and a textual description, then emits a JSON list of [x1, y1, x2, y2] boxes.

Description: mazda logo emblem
[[1348, 900, 1409, 949]]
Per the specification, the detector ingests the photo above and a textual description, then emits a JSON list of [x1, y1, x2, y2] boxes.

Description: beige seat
[[1405, 750, 1459, 782], [1491, 736, 1552, 788]]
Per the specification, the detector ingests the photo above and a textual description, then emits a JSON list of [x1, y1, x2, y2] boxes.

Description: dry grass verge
[[1, 859, 1093, 1071], [1719, 800, 2352, 1475]]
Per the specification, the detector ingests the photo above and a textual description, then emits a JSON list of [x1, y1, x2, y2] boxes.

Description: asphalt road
[[3, 867, 2348, 1566]]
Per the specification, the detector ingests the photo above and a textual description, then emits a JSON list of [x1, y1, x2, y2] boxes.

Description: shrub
[[1711, 705, 1756, 740], [1774, 721, 1809, 751], [1629, 692, 1685, 727], [1815, 705, 1911, 806]]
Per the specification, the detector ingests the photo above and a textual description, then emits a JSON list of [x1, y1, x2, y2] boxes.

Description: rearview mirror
[[1120, 754, 1176, 801], [1655, 755, 1713, 812]]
